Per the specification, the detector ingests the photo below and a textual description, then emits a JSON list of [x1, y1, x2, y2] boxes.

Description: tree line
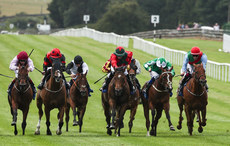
[[48, 0, 229, 35]]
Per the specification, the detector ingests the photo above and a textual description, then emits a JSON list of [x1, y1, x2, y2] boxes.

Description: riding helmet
[[191, 47, 201, 55], [74, 55, 83, 64], [50, 48, 61, 58], [156, 57, 167, 68], [114, 46, 126, 57], [17, 51, 28, 60]]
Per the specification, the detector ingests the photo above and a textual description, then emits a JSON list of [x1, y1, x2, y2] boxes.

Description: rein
[[14, 83, 31, 93], [152, 71, 172, 93], [152, 84, 169, 93], [185, 85, 205, 96], [44, 81, 65, 93]]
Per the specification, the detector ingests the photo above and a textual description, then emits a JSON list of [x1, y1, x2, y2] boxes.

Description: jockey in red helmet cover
[[37, 48, 69, 91], [100, 46, 135, 94], [8, 51, 37, 100]]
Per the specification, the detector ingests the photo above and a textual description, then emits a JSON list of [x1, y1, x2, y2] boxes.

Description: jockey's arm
[[9, 56, 18, 71], [201, 54, 208, 71], [167, 62, 175, 76], [143, 60, 155, 72], [82, 62, 89, 75], [66, 62, 74, 75], [134, 59, 141, 74], [181, 54, 189, 74], [27, 58, 35, 72]]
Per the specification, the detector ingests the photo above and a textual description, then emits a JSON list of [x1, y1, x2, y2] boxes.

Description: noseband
[[153, 72, 172, 93]]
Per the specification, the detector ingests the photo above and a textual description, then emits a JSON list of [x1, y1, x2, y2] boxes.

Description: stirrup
[[102, 89, 107, 93]]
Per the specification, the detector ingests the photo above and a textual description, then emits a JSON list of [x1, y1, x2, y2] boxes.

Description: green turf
[[148, 38, 230, 64], [0, 35, 229, 145]]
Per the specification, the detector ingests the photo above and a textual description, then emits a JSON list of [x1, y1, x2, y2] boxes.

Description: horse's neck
[[154, 79, 164, 89]]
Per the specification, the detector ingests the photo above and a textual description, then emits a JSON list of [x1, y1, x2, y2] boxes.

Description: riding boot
[[28, 78, 37, 100], [86, 81, 93, 97], [69, 79, 74, 88], [178, 73, 191, 96], [7, 78, 16, 96], [101, 73, 114, 93], [135, 78, 141, 92], [143, 77, 155, 99], [37, 72, 48, 90], [126, 75, 135, 95]]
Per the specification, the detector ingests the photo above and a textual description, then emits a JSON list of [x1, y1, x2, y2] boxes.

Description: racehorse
[[141, 67, 175, 136], [8, 63, 33, 135], [126, 59, 140, 133], [35, 58, 67, 135], [101, 66, 130, 136], [177, 63, 208, 135], [65, 73, 89, 133]]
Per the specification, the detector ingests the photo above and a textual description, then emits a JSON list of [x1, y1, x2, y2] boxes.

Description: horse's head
[[128, 59, 137, 83], [159, 66, 173, 92], [17, 63, 29, 91], [112, 66, 127, 96], [51, 57, 62, 82], [193, 63, 206, 87], [75, 73, 88, 97]]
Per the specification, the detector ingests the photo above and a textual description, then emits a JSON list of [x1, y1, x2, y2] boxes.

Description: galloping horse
[[101, 66, 130, 136], [177, 63, 208, 135], [65, 73, 89, 133], [141, 67, 175, 136], [8, 63, 33, 135], [126, 59, 140, 133], [35, 58, 67, 135]]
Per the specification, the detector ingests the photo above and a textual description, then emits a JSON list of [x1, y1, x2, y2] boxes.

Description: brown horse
[[177, 63, 208, 135], [101, 66, 130, 136], [35, 58, 67, 135], [8, 63, 33, 135], [65, 73, 89, 133], [126, 59, 140, 133], [141, 67, 175, 136]]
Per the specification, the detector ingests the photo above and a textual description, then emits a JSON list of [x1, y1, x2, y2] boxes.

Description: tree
[[95, 1, 149, 34]]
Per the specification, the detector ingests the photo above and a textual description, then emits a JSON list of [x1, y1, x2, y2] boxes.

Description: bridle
[[152, 71, 173, 93]]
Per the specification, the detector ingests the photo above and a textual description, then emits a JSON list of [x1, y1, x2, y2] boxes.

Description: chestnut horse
[[35, 58, 67, 135], [141, 67, 175, 136], [8, 63, 33, 135], [101, 66, 130, 136], [65, 73, 89, 133], [177, 63, 208, 135]]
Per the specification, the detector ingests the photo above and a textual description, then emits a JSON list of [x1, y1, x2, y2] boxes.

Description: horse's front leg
[[142, 95, 150, 136], [150, 108, 156, 136], [164, 102, 175, 131], [22, 107, 29, 135], [35, 93, 43, 135], [117, 105, 128, 137], [196, 110, 203, 133], [78, 106, 86, 133], [11, 99, 18, 135], [129, 106, 137, 133], [102, 98, 112, 135], [45, 106, 52, 135], [201, 108, 207, 127], [110, 108, 116, 129], [56, 106, 64, 135], [185, 105, 193, 136], [65, 102, 70, 132], [177, 96, 184, 130]]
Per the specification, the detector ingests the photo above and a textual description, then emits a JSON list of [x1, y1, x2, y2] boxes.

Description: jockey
[[129, 58, 142, 91], [8, 51, 37, 100], [37, 48, 69, 91], [178, 46, 208, 96], [100, 46, 135, 94], [66, 55, 94, 96], [142, 57, 175, 98]]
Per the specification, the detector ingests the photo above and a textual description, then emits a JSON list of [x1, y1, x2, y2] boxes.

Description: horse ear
[[160, 67, 164, 72], [169, 66, 173, 71]]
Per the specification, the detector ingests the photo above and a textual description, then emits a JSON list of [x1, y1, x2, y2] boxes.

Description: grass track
[[0, 35, 229, 146]]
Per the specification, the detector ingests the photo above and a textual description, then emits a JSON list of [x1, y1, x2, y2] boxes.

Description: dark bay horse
[[125, 59, 140, 133], [141, 67, 175, 136], [177, 63, 208, 135], [35, 58, 67, 135], [101, 66, 130, 136], [8, 63, 33, 135], [65, 73, 89, 133]]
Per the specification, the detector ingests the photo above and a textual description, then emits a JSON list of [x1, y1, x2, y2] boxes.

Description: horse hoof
[[56, 130, 62, 135], [150, 130, 156, 136], [170, 125, 175, 131], [34, 131, 40, 135], [198, 127, 203, 133], [11, 121, 16, 126], [201, 122, 206, 127], [107, 129, 112, 136], [177, 125, 182, 130], [116, 134, 120, 137], [47, 131, 52, 135], [106, 124, 110, 129], [14, 130, 18, 135], [73, 121, 79, 126], [109, 125, 115, 129]]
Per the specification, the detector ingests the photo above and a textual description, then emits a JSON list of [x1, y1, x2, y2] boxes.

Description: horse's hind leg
[[152, 108, 163, 136], [22, 108, 29, 135], [35, 95, 43, 135], [164, 103, 175, 131], [142, 96, 150, 136], [11, 100, 18, 135], [129, 107, 137, 133], [102, 101, 112, 135], [150, 109, 156, 136], [56, 107, 64, 135]]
